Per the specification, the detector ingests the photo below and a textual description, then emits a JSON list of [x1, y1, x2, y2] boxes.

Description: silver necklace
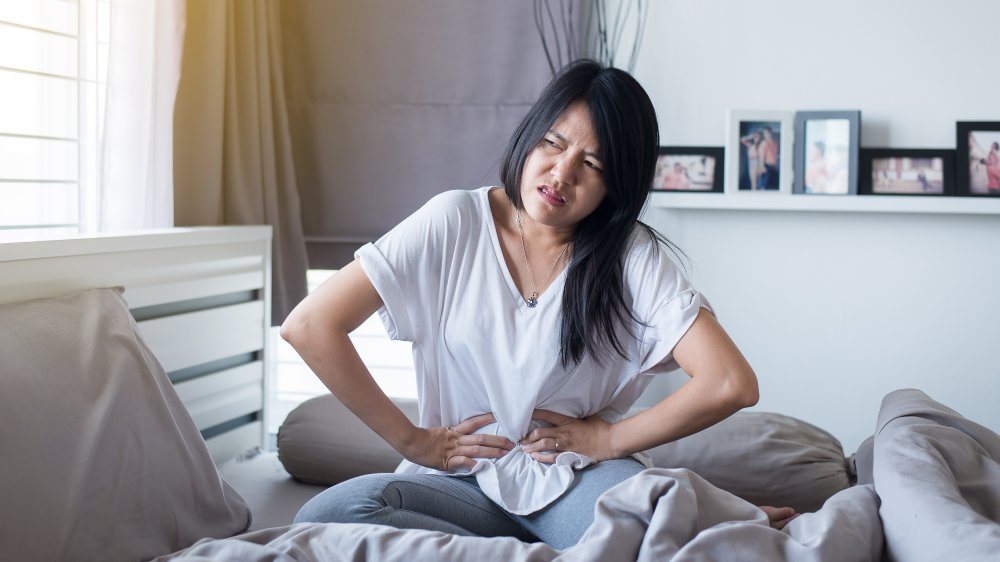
[[514, 208, 569, 308]]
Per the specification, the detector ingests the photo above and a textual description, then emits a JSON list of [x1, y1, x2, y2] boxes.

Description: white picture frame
[[725, 110, 794, 195]]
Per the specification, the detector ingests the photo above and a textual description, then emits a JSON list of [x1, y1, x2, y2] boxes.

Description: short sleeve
[[356, 242, 415, 341], [626, 232, 714, 375], [354, 190, 471, 343]]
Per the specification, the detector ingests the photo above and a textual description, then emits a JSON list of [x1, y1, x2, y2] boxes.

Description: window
[[267, 269, 417, 436], [0, 0, 109, 241]]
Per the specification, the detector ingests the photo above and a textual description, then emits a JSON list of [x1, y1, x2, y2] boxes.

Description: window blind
[[279, 1, 558, 269], [0, 0, 109, 241]]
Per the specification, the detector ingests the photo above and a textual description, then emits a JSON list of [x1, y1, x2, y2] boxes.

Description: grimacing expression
[[519, 102, 608, 230]]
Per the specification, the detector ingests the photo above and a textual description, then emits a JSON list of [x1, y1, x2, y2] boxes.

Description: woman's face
[[519, 101, 608, 231]]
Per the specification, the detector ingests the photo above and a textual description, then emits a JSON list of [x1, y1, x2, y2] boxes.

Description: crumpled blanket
[[873, 389, 1000, 562], [156, 389, 1000, 562]]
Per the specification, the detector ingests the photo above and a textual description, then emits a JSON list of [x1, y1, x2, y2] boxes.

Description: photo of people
[[802, 119, 851, 194], [967, 130, 1000, 195], [872, 157, 945, 194], [737, 121, 780, 191], [653, 154, 717, 191]]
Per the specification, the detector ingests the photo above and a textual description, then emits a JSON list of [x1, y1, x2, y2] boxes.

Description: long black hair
[[500, 59, 680, 366]]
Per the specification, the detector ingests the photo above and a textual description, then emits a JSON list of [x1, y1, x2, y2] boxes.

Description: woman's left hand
[[519, 409, 616, 463]]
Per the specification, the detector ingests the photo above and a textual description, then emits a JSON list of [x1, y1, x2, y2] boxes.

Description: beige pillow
[[278, 394, 419, 485], [0, 288, 251, 562], [643, 410, 851, 512]]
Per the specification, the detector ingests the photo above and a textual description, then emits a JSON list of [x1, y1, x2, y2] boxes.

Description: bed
[[1, 227, 998, 562]]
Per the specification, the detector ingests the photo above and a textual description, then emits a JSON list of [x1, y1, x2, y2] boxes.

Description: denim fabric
[[293, 458, 646, 550]]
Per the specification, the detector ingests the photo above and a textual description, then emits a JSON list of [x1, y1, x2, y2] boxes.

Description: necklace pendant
[[526, 294, 538, 308]]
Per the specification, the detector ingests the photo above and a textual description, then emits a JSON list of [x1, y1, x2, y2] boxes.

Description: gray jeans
[[293, 458, 645, 550]]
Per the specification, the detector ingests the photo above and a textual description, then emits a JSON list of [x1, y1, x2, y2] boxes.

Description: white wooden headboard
[[0, 226, 273, 464]]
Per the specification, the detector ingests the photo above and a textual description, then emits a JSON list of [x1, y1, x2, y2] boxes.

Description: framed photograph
[[793, 110, 861, 195], [652, 146, 724, 193], [725, 111, 794, 195], [956, 122, 1000, 197], [859, 149, 954, 196]]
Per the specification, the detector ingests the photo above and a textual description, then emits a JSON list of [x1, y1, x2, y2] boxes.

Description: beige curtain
[[173, 0, 308, 324]]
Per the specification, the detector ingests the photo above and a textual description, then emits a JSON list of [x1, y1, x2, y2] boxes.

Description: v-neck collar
[[482, 187, 567, 313]]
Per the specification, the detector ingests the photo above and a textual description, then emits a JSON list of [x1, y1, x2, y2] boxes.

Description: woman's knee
[[293, 473, 396, 524]]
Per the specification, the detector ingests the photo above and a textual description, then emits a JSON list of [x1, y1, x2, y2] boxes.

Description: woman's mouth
[[538, 186, 567, 206]]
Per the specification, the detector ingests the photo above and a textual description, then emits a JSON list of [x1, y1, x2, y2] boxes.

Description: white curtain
[[99, 0, 185, 231]]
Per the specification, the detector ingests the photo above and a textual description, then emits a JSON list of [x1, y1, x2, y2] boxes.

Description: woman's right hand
[[402, 412, 515, 471]]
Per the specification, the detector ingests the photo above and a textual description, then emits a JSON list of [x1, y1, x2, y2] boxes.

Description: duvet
[[156, 389, 1000, 562]]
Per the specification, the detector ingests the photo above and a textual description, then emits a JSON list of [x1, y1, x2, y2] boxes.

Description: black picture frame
[[652, 146, 724, 193], [956, 121, 1000, 197], [793, 110, 861, 195], [859, 149, 954, 196]]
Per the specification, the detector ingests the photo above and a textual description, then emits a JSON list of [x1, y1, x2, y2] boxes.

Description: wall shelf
[[649, 192, 1000, 215]]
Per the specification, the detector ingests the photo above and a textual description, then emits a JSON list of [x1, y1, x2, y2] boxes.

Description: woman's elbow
[[279, 306, 310, 348], [739, 379, 760, 408], [726, 369, 760, 409]]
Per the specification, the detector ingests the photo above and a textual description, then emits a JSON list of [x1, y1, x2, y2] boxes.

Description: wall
[[630, 0, 1000, 452]]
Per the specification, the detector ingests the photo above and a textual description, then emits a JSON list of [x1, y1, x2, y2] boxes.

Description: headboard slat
[[0, 226, 273, 465]]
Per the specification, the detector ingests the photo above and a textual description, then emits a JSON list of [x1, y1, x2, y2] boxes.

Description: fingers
[[442, 443, 512, 470], [454, 430, 516, 451], [519, 436, 560, 454], [531, 409, 576, 426], [523, 410, 582, 444], [444, 455, 477, 471], [442, 411, 583, 470], [527, 451, 559, 464], [453, 412, 498, 434], [456, 443, 513, 459], [440, 419, 514, 470]]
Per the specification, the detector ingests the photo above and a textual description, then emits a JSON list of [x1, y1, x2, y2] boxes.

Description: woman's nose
[[551, 155, 577, 185]]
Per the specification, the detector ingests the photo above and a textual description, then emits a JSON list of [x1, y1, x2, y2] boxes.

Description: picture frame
[[793, 110, 861, 195], [859, 148, 954, 196], [725, 110, 794, 195], [956, 121, 1000, 197], [652, 146, 724, 193]]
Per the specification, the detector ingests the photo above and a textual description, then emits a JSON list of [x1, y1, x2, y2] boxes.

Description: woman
[[985, 141, 1000, 192], [740, 130, 762, 190], [281, 59, 796, 549], [805, 140, 828, 193]]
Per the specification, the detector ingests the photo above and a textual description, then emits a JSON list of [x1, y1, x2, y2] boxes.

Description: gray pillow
[[849, 435, 875, 486], [279, 395, 850, 514], [278, 394, 419, 485], [0, 288, 251, 562], [643, 410, 851, 512]]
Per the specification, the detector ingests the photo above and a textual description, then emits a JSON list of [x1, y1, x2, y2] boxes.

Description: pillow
[[642, 410, 851, 512], [848, 435, 875, 486], [0, 288, 251, 562], [278, 394, 419, 485], [278, 396, 850, 513]]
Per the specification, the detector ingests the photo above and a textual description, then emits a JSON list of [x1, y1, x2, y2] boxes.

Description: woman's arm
[[606, 308, 758, 456], [523, 308, 757, 461], [280, 259, 514, 470]]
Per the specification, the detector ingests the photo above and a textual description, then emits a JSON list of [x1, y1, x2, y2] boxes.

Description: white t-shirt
[[355, 187, 709, 515]]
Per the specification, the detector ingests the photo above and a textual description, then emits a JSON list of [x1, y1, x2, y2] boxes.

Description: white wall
[[631, 1, 1000, 452]]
